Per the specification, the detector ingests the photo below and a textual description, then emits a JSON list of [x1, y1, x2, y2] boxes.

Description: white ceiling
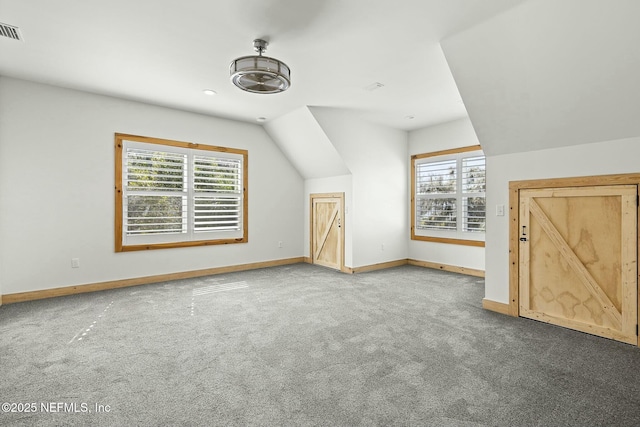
[[0, 0, 525, 131], [442, 0, 640, 155]]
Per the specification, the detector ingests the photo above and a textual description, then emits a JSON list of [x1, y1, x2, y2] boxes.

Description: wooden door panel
[[519, 185, 637, 344], [311, 196, 343, 270]]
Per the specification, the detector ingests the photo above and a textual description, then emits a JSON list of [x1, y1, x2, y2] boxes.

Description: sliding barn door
[[519, 185, 637, 344], [311, 194, 344, 271]]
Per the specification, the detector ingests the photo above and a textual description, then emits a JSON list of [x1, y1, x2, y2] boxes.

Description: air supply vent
[[0, 23, 23, 41]]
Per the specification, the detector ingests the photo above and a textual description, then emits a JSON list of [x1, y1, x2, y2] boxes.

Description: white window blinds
[[119, 138, 245, 248], [413, 149, 485, 241], [193, 156, 242, 232], [461, 156, 486, 233], [125, 149, 188, 236]]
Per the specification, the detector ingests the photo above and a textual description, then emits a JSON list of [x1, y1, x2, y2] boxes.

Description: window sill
[[116, 237, 247, 252], [410, 235, 485, 247]]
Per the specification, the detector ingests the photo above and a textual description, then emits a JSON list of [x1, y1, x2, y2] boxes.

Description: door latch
[[520, 225, 528, 242]]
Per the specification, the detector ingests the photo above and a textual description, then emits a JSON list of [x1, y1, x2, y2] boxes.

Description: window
[[411, 145, 485, 246], [115, 134, 248, 251]]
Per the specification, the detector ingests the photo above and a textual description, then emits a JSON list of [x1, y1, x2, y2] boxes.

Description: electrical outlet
[[381, 243, 385, 251], [278, 241, 283, 248], [71, 258, 80, 268]]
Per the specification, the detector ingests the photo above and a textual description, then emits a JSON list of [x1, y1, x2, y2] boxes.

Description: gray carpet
[[1, 264, 639, 426]]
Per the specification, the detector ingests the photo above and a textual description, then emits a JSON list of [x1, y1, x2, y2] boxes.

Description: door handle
[[520, 225, 527, 242]]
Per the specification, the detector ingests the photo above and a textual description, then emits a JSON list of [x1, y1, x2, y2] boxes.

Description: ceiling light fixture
[[203, 89, 217, 96], [230, 39, 290, 94]]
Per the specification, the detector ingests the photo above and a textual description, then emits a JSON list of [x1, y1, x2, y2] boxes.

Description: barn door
[[311, 193, 344, 271], [519, 185, 638, 344]]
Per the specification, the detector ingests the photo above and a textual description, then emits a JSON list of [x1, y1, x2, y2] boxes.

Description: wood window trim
[[411, 144, 485, 247], [411, 145, 482, 161], [114, 133, 248, 252], [411, 235, 485, 247], [508, 173, 640, 329]]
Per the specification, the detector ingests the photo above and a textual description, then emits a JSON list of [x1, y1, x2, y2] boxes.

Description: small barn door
[[519, 185, 638, 344], [311, 193, 344, 271]]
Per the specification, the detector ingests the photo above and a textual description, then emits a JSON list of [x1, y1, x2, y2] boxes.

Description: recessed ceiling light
[[405, 115, 415, 120], [256, 117, 267, 122], [203, 89, 217, 96]]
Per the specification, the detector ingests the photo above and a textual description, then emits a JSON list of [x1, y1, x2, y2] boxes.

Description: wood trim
[[509, 173, 640, 337], [518, 190, 530, 312], [120, 238, 247, 252], [309, 192, 345, 199], [509, 173, 640, 190], [408, 259, 485, 277], [520, 307, 637, 345], [115, 133, 248, 156], [114, 133, 249, 252], [620, 191, 638, 341], [2, 257, 305, 304], [114, 138, 124, 252], [3, 257, 487, 304], [411, 153, 416, 242], [411, 144, 482, 160], [508, 183, 520, 316], [410, 145, 485, 244], [311, 258, 485, 278], [242, 151, 249, 245], [482, 298, 510, 315], [350, 259, 408, 274], [411, 235, 485, 247]]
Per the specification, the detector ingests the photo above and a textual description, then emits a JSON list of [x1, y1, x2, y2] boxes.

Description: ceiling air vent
[[0, 23, 23, 41]]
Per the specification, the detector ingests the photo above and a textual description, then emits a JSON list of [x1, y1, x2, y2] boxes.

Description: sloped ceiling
[[264, 106, 350, 179], [441, 0, 640, 156], [0, 0, 525, 132]]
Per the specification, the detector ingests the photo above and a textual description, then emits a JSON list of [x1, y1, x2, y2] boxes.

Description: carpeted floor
[[1, 263, 639, 426]]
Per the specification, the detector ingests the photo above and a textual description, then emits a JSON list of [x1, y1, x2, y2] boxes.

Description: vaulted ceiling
[[442, 0, 640, 156], [2, 0, 638, 158], [0, 0, 524, 132]]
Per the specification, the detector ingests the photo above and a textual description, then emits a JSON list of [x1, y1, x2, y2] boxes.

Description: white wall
[[485, 136, 640, 304], [438, 0, 640, 304], [0, 77, 304, 295], [408, 118, 485, 271], [310, 107, 408, 268]]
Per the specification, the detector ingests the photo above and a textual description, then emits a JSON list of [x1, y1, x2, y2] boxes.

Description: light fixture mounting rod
[[253, 39, 268, 56]]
